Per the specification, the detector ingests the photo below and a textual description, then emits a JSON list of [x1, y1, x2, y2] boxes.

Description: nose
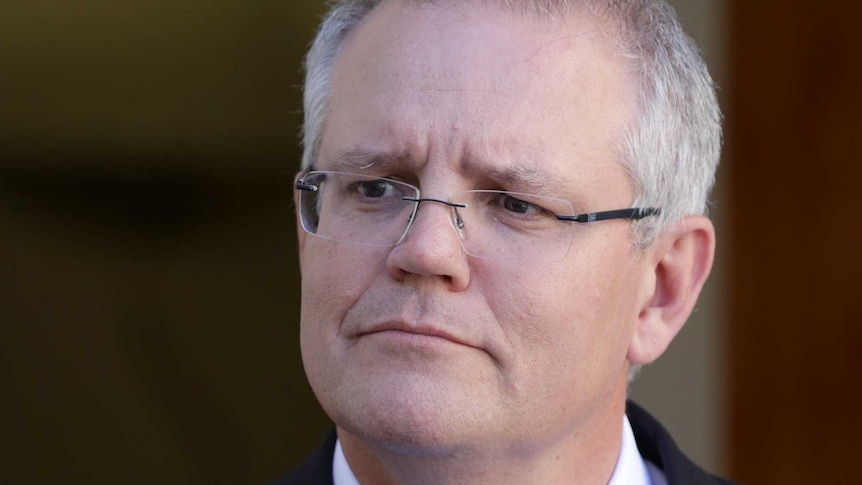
[[385, 198, 470, 291]]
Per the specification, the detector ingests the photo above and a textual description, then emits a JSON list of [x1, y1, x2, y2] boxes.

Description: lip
[[359, 322, 475, 348]]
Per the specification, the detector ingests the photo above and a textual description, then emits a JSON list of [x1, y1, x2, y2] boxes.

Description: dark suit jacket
[[272, 401, 734, 484]]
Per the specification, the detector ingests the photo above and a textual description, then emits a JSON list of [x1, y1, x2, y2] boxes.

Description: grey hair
[[606, 1, 722, 247]]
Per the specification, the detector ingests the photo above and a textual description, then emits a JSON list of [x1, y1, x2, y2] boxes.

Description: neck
[[338, 393, 628, 485]]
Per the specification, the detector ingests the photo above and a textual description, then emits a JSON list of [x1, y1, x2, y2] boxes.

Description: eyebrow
[[462, 155, 573, 198], [323, 149, 410, 173]]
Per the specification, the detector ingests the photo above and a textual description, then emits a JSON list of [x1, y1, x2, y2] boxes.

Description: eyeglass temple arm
[[296, 182, 318, 192], [557, 207, 660, 223]]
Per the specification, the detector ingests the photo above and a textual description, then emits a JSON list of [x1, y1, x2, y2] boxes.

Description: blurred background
[[1, 0, 859, 483]]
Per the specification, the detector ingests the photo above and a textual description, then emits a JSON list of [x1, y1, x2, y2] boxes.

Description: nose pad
[[452, 207, 466, 236]]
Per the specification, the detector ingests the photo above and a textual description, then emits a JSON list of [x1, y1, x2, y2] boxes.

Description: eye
[[357, 179, 394, 198], [492, 192, 559, 222], [470, 190, 564, 232], [503, 195, 534, 214]]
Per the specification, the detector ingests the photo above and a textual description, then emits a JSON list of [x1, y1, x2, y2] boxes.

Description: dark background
[[3, 1, 862, 483], [1, 1, 330, 483]]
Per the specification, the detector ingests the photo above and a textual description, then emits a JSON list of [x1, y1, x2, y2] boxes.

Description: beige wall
[[630, 0, 729, 476]]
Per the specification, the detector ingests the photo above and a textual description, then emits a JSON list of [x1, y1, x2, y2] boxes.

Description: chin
[[323, 373, 497, 456]]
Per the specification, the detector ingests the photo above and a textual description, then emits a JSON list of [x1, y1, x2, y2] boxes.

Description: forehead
[[322, 0, 638, 191]]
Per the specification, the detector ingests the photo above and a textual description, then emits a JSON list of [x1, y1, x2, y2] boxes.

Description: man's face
[[299, 1, 650, 453]]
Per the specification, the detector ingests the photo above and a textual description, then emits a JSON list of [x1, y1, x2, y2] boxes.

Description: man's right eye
[[357, 180, 393, 198]]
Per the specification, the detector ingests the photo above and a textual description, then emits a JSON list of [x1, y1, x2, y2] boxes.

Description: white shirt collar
[[332, 438, 359, 485], [608, 415, 664, 485], [333, 416, 665, 485]]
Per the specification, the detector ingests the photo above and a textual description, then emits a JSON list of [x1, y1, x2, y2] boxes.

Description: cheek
[[302, 240, 384, 290], [481, 253, 637, 390], [299, 244, 386, 341], [480, 266, 586, 376], [300, 244, 389, 399]]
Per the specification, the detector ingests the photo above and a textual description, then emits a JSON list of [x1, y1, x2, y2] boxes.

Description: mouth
[[359, 323, 475, 349]]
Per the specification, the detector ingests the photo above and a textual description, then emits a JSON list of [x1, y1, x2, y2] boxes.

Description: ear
[[627, 215, 716, 366]]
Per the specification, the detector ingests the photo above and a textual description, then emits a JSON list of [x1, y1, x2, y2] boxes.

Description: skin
[[297, 1, 715, 483]]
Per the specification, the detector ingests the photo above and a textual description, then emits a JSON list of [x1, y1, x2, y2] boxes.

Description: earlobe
[[627, 215, 716, 365]]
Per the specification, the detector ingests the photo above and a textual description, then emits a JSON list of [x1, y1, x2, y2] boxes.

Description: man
[[277, 0, 730, 483]]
